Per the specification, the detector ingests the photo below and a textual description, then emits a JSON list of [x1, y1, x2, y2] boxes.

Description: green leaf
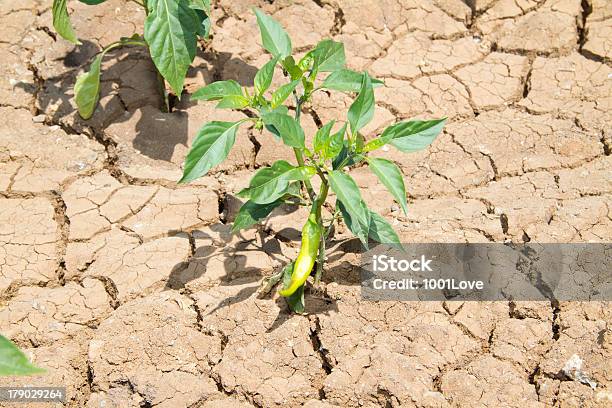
[[313, 120, 335, 154], [255, 57, 279, 96], [52, 0, 79, 44], [254, 8, 292, 59], [320, 123, 347, 163], [192, 8, 211, 39], [365, 118, 446, 152], [337, 200, 370, 248], [309, 39, 345, 72], [192, 80, 243, 101], [0, 335, 45, 376], [324, 123, 346, 160], [367, 158, 408, 215], [216, 95, 250, 109], [238, 160, 315, 204], [347, 73, 374, 135], [315, 122, 345, 161], [389, 119, 446, 152], [259, 105, 288, 140], [355, 132, 365, 153], [271, 79, 300, 108], [188, 1, 212, 39], [281, 262, 305, 313], [331, 139, 353, 170], [232, 199, 284, 232], [74, 54, 102, 120], [297, 54, 314, 72], [145, 0, 199, 95], [321, 69, 383, 93], [262, 112, 305, 148], [328, 170, 370, 242], [180, 121, 241, 183], [189, 0, 211, 14], [281, 56, 303, 80], [79, 0, 107, 4], [259, 105, 289, 117], [368, 210, 401, 248]]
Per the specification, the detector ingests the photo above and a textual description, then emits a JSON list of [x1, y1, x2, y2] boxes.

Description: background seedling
[[0, 335, 45, 376], [51, 0, 211, 118], [180, 9, 445, 313]]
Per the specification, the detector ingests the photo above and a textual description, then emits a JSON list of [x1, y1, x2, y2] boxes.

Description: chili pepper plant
[[180, 9, 446, 313], [51, 0, 211, 118]]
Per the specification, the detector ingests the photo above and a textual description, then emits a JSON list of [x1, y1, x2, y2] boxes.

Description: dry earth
[[0, 0, 611, 407]]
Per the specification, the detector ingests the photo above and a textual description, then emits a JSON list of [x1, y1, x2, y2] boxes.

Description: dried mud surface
[[0, 0, 610, 407]]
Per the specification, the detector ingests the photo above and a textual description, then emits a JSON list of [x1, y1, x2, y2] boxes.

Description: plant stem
[[156, 70, 170, 113], [293, 90, 316, 201], [141, 0, 169, 113], [292, 82, 330, 286], [294, 91, 302, 121], [313, 178, 329, 286], [313, 180, 328, 219], [293, 148, 315, 200], [131, 0, 146, 8], [315, 233, 326, 285], [102, 38, 146, 53]]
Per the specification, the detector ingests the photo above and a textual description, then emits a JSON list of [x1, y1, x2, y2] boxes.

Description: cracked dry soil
[[0, 0, 610, 407]]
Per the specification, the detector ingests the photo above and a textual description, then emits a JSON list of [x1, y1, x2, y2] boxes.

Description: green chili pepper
[[279, 212, 322, 297]]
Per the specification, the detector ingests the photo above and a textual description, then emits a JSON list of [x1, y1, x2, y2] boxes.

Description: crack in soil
[[578, 0, 593, 51], [600, 131, 611, 156], [521, 57, 534, 99], [50, 191, 69, 285], [551, 302, 561, 341], [25, 60, 44, 116], [309, 315, 333, 374], [326, 1, 346, 36]]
